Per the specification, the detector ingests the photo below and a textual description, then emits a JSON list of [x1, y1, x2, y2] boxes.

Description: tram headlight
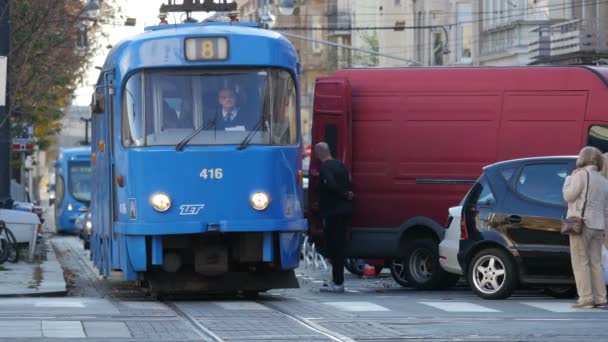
[[250, 192, 270, 211], [150, 193, 171, 212], [67, 203, 73, 211]]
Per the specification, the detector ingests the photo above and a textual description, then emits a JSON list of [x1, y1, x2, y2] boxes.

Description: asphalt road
[[4, 235, 595, 341]]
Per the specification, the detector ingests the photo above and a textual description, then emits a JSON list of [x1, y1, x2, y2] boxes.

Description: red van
[[308, 66, 608, 290]]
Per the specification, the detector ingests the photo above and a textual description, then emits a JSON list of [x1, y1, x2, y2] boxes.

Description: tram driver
[[215, 87, 257, 131]]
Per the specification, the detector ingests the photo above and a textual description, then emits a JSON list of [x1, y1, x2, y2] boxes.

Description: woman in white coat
[[563, 146, 608, 309]]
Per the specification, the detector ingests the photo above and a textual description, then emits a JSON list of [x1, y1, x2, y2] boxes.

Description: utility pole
[[0, 0, 10, 203]]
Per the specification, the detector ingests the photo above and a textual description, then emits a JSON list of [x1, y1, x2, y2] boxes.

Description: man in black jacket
[[215, 87, 257, 131], [314, 142, 354, 293]]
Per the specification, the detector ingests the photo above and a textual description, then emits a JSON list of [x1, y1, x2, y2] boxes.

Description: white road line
[[35, 301, 86, 308], [324, 301, 390, 312], [521, 302, 601, 313], [213, 302, 270, 311], [420, 301, 500, 313]]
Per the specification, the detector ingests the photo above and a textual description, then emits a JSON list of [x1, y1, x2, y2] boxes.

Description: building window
[[457, 3, 473, 63], [311, 16, 323, 53], [432, 32, 444, 66], [394, 0, 401, 5]]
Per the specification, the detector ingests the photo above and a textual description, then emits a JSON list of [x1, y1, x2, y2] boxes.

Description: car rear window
[[465, 175, 495, 207], [516, 163, 569, 206]]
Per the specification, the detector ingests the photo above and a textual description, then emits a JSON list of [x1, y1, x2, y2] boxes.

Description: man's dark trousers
[[323, 214, 349, 286]]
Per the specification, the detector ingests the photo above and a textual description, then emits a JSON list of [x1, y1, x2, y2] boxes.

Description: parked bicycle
[[0, 220, 19, 264]]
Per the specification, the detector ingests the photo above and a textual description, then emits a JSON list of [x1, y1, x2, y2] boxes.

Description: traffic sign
[[12, 140, 33, 152]]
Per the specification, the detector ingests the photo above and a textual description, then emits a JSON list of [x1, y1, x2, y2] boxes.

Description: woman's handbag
[[561, 170, 589, 235]]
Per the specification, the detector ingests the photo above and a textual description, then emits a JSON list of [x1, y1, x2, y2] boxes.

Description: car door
[[498, 161, 575, 279]]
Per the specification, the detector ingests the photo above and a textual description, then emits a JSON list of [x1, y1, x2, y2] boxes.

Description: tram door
[[91, 71, 115, 276]]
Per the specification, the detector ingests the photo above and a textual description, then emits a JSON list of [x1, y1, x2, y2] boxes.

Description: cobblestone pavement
[[6, 235, 608, 341]]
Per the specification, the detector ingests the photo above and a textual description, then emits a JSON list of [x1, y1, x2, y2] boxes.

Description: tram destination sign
[[185, 37, 228, 61]]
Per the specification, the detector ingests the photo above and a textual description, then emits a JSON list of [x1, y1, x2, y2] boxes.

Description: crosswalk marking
[[214, 302, 270, 311], [420, 301, 500, 313], [35, 301, 86, 308], [521, 302, 601, 313], [324, 301, 390, 312]]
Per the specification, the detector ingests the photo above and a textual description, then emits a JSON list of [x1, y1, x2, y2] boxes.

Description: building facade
[[473, 0, 608, 65], [237, 0, 332, 147]]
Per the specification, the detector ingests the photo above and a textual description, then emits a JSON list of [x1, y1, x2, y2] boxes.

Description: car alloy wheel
[[472, 254, 506, 295], [468, 247, 517, 299]]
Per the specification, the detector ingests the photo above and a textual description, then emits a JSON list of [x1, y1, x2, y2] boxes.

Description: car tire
[[401, 238, 457, 290], [345, 258, 365, 276], [544, 286, 577, 299], [468, 248, 517, 300]]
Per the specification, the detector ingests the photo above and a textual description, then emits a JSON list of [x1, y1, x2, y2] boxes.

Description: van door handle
[[506, 215, 522, 224]]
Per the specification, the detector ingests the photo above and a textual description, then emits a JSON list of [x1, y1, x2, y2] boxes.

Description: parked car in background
[[0, 208, 40, 244], [80, 211, 92, 250], [439, 206, 464, 276], [458, 156, 578, 300]]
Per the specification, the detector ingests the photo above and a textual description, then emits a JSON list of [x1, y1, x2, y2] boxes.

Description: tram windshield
[[122, 68, 298, 147], [68, 161, 91, 203]]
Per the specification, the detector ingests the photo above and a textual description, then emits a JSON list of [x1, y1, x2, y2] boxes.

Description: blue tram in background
[[89, 20, 307, 293], [53, 147, 92, 233]]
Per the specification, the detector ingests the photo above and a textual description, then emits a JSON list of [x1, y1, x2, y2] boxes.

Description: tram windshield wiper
[[175, 117, 217, 151], [237, 117, 265, 151]]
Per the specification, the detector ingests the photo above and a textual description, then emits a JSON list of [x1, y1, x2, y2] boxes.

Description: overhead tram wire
[[273, 0, 585, 19], [274, 0, 608, 30], [278, 31, 424, 66], [271, 0, 608, 63]]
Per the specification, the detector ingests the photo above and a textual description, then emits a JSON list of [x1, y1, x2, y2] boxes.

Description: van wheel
[[345, 258, 365, 276], [544, 286, 577, 299], [468, 248, 517, 300], [390, 258, 408, 287], [402, 238, 458, 290]]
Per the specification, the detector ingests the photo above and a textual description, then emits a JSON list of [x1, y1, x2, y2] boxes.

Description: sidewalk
[[0, 237, 67, 297]]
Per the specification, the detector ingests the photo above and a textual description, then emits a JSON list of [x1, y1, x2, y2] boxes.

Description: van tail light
[[460, 213, 468, 240]]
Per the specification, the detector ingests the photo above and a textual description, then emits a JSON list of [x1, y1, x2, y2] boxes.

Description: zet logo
[[179, 204, 205, 215]]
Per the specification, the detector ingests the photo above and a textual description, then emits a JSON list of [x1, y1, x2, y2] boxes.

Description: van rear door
[[308, 77, 352, 234]]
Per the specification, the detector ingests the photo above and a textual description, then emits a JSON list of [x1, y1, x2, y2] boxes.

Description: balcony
[[327, 11, 351, 36], [527, 26, 552, 63], [549, 19, 598, 57]]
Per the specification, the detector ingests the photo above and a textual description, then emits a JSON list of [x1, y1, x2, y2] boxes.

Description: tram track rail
[[158, 293, 355, 342], [163, 300, 224, 342], [255, 300, 355, 342]]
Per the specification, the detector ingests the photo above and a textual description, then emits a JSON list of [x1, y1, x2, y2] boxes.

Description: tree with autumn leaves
[[3, 0, 115, 151]]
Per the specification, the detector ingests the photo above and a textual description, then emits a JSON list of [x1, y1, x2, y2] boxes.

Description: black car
[[458, 156, 578, 299]]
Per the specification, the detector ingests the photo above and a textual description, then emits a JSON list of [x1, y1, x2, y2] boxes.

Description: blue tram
[[89, 21, 307, 292], [53, 147, 92, 233]]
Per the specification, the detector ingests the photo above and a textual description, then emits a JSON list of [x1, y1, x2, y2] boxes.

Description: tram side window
[[122, 74, 144, 147], [588, 125, 608, 153], [269, 70, 297, 145]]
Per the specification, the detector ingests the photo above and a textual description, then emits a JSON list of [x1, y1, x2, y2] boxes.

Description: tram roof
[[102, 22, 298, 77]]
